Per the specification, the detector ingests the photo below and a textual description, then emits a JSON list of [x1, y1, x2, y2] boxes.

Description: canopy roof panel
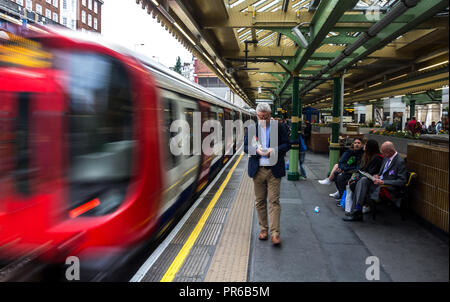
[[135, 0, 449, 108]]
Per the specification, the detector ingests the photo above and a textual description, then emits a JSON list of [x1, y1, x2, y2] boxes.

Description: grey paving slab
[[248, 151, 448, 282]]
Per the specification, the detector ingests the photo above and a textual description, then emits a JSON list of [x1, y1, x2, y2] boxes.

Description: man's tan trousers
[[253, 167, 281, 237]]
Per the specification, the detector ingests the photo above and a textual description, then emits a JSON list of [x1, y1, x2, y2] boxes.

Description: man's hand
[[256, 148, 269, 156], [336, 168, 342, 173], [373, 178, 384, 185]]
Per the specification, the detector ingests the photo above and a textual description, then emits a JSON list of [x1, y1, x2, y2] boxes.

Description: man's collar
[[389, 151, 398, 161]]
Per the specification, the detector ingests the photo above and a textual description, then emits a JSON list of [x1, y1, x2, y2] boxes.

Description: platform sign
[[0, 29, 51, 68]]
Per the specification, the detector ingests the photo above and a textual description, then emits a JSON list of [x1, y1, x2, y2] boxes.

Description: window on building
[[63, 0, 67, 9], [88, 14, 92, 27], [62, 17, 67, 27], [71, 19, 76, 29], [53, 0, 58, 8], [45, 8, 51, 18], [94, 18, 98, 30], [88, 0, 92, 10], [16, 0, 24, 6], [94, 1, 98, 14], [53, 12, 58, 22], [82, 0, 86, 6], [81, 10, 86, 24], [26, 0, 32, 11], [46, 0, 51, 4], [36, 4, 42, 15], [198, 78, 207, 87]]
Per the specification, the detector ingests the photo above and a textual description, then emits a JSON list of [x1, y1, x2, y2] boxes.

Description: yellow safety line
[[160, 152, 244, 282]]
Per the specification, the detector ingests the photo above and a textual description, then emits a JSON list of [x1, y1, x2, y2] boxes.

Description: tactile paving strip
[[204, 159, 254, 282], [140, 154, 245, 282]]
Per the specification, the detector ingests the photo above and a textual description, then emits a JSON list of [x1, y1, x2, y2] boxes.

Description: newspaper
[[358, 170, 375, 181]]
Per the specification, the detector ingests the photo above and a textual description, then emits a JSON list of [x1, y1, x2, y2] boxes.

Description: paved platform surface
[[248, 151, 449, 282], [135, 151, 448, 282]]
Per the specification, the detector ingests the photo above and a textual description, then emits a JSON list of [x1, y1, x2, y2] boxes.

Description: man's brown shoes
[[258, 230, 268, 240], [271, 235, 281, 246], [258, 231, 281, 245]]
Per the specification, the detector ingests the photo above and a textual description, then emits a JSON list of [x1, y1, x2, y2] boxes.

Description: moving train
[[0, 25, 255, 280]]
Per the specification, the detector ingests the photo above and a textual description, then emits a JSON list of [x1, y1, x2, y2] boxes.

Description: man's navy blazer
[[243, 121, 290, 179]]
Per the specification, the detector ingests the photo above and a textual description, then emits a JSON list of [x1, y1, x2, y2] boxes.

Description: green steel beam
[[276, 0, 360, 98], [299, 0, 449, 98]]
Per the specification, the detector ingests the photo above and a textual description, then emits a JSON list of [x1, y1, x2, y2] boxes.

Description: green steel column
[[329, 76, 341, 173], [277, 98, 282, 118], [288, 75, 300, 181], [410, 100, 416, 119]]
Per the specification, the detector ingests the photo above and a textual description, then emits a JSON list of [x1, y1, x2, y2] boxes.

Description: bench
[[370, 171, 417, 220]]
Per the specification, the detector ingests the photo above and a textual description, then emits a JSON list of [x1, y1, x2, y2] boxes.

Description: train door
[[158, 89, 200, 219], [196, 101, 212, 193], [217, 107, 225, 164], [207, 106, 221, 181], [0, 69, 66, 256], [159, 90, 183, 217], [235, 111, 242, 151]]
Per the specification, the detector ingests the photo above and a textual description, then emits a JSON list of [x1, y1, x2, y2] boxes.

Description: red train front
[[0, 25, 166, 276], [0, 25, 253, 280]]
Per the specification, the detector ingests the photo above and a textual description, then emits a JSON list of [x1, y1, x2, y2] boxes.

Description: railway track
[[0, 242, 52, 282]]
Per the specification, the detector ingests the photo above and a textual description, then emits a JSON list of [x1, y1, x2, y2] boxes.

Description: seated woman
[[345, 139, 384, 215], [318, 137, 364, 200]]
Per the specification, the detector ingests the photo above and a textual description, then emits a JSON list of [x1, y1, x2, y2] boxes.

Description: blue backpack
[[299, 135, 307, 152]]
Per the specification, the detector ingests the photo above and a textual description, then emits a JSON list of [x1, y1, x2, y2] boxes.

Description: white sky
[[101, 0, 193, 68]]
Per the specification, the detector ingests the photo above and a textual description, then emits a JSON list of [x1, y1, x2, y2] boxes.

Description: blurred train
[[0, 25, 255, 280]]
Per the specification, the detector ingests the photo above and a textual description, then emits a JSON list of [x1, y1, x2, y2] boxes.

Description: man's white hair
[[256, 103, 272, 113]]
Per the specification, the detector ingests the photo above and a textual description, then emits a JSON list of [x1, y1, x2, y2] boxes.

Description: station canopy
[[135, 0, 449, 108]]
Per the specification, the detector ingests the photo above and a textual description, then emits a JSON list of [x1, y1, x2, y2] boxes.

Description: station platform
[[131, 151, 449, 283]]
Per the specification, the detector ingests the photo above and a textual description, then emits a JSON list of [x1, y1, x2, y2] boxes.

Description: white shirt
[[258, 124, 271, 166]]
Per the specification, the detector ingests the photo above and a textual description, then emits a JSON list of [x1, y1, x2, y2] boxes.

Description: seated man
[[343, 141, 407, 222], [319, 138, 364, 200]]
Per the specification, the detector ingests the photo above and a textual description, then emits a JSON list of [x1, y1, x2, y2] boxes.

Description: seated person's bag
[[348, 172, 362, 191]]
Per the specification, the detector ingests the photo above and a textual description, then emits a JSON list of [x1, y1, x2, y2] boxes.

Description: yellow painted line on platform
[[160, 152, 244, 282]]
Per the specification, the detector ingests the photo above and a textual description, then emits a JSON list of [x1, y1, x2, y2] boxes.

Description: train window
[[163, 97, 177, 169], [15, 93, 32, 195], [218, 112, 224, 141], [184, 108, 194, 157], [57, 52, 135, 216]]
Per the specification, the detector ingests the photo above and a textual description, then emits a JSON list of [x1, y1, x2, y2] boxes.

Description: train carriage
[[0, 25, 254, 279]]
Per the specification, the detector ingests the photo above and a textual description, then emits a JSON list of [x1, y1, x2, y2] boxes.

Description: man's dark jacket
[[338, 148, 364, 173], [244, 121, 290, 178], [377, 153, 407, 205]]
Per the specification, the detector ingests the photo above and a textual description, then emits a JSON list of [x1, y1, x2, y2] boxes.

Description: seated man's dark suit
[[355, 152, 407, 208]]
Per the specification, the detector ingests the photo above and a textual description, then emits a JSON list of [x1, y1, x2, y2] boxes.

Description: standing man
[[244, 103, 290, 246], [304, 120, 312, 147]]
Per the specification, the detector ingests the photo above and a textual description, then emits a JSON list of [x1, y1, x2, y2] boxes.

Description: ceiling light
[[291, 25, 309, 48], [418, 60, 449, 72], [174, 22, 196, 45]]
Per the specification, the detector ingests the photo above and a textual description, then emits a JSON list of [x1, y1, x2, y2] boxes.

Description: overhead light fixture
[[151, 0, 159, 6], [174, 22, 196, 45], [369, 82, 382, 88], [418, 60, 449, 72], [291, 24, 309, 48], [390, 73, 407, 81], [203, 53, 215, 66]]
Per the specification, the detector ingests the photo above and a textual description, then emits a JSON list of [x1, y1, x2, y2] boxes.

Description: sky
[[101, 0, 193, 68]]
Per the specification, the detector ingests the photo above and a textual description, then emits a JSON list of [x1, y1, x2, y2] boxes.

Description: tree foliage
[[173, 56, 182, 74]]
